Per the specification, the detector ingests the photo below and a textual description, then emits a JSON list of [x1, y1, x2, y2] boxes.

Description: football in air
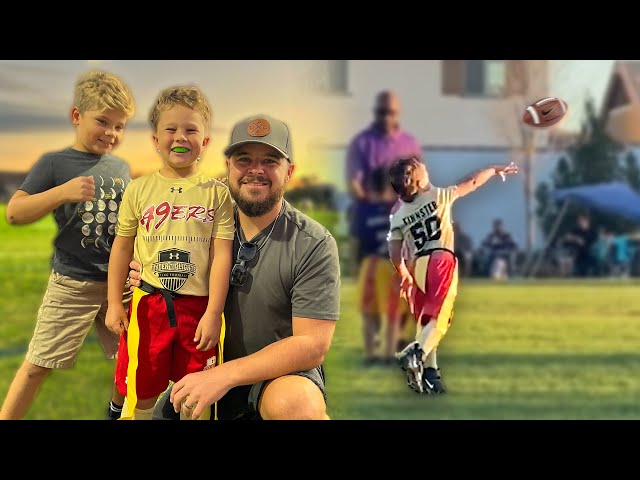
[[522, 97, 568, 128]]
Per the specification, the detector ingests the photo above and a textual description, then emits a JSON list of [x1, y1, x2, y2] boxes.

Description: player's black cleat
[[423, 367, 447, 394], [395, 341, 425, 394]]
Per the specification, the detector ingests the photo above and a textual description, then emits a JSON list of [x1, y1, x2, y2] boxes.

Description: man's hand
[[128, 260, 142, 291], [170, 368, 232, 420], [60, 176, 95, 202], [495, 162, 518, 182]]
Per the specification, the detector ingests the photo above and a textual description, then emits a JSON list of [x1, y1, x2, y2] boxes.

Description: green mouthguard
[[172, 147, 190, 153]]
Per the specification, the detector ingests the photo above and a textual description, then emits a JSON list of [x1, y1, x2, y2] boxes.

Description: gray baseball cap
[[223, 114, 292, 162]]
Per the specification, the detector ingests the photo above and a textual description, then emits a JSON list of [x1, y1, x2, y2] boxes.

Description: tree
[[624, 150, 640, 192], [567, 97, 623, 184]]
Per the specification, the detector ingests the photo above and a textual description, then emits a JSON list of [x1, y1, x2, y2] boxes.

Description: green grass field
[[1, 204, 640, 419]]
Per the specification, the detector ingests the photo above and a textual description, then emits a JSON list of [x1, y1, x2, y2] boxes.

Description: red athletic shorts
[[115, 289, 218, 400], [409, 249, 458, 334]]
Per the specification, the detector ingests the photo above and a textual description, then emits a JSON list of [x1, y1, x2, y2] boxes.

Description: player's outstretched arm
[[455, 162, 518, 199]]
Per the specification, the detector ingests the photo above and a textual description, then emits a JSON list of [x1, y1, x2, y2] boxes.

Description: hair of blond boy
[[148, 86, 212, 133], [74, 70, 135, 118]]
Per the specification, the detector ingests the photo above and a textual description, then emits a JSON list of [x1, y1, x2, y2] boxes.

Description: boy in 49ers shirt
[[106, 85, 234, 419], [387, 156, 517, 394]]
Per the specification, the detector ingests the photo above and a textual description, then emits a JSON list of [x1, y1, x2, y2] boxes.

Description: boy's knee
[[22, 361, 51, 380]]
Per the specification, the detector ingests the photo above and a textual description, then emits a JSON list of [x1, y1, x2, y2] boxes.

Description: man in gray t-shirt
[[131, 114, 341, 420]]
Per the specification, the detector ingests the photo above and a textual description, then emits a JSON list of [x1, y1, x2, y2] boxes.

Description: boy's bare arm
[[349, 176, 367, 200], [455, 163, 518, 199], [389, 238, 409, 275], [206, 237, 233, 317], [389, 237, 414, 299], [194, 237, 233, 351], [106, 234, 135, 335], [6, 176, 95, 225]]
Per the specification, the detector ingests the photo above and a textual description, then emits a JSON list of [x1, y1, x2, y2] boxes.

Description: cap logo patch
[[247, 118, 271, 137]]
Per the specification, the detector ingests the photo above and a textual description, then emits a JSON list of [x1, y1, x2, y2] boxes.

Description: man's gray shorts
[[152, 365, 326, 420]]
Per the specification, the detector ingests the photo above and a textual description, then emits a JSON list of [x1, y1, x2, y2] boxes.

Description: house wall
[[316, 60, 557, 249], [317, 60, 551, 150], [606, 106, 640, 144]]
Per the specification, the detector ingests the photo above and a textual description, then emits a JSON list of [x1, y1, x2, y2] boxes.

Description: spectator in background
[[345, 91, 422, 271], [453, 222, 474, 277], [561, 213, 597, 277], [611, 233, 632, 277], [593, 227, 613, 276], [481, 219, 518, 280]]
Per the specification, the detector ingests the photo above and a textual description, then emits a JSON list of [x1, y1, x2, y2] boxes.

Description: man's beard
[[229, 177, 285, 217]]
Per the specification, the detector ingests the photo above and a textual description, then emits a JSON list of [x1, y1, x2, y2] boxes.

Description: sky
[[550, 60, 616, 132], [0, 60, 340, 181], [0, 60, 618, 181]]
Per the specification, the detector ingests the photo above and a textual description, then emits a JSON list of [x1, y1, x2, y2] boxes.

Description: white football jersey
[[388, 185, 458, 260]]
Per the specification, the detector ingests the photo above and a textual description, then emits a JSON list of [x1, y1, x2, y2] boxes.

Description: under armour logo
[[169, 253, 180, 260], [170, 187, 183, 193]]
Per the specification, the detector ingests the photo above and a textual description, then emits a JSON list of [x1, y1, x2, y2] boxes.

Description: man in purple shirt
[[346, 90, 422, 265]]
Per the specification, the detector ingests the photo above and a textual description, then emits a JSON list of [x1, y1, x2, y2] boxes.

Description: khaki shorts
[[27, 270, 132, 369]]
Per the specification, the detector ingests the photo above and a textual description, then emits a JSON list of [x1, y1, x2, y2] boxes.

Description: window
[[313, 60, 349, 95], [465, 60, 506, 97], [485, 61, 506, 96], [442, 60, 515, 97], [327, 60, 348, 93]]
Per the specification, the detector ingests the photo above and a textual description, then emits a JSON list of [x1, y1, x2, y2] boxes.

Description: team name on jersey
[[402, 200, 437, 226], [140, 202, 215, 232]]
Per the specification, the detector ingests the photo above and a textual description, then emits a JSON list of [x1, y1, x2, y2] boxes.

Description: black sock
[[108, 400, 123, 419]]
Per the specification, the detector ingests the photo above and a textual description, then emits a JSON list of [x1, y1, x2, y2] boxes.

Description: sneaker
[[423, 367, 447, 394], [152, 386, 180, 420], [395, 341, 425, 394]]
